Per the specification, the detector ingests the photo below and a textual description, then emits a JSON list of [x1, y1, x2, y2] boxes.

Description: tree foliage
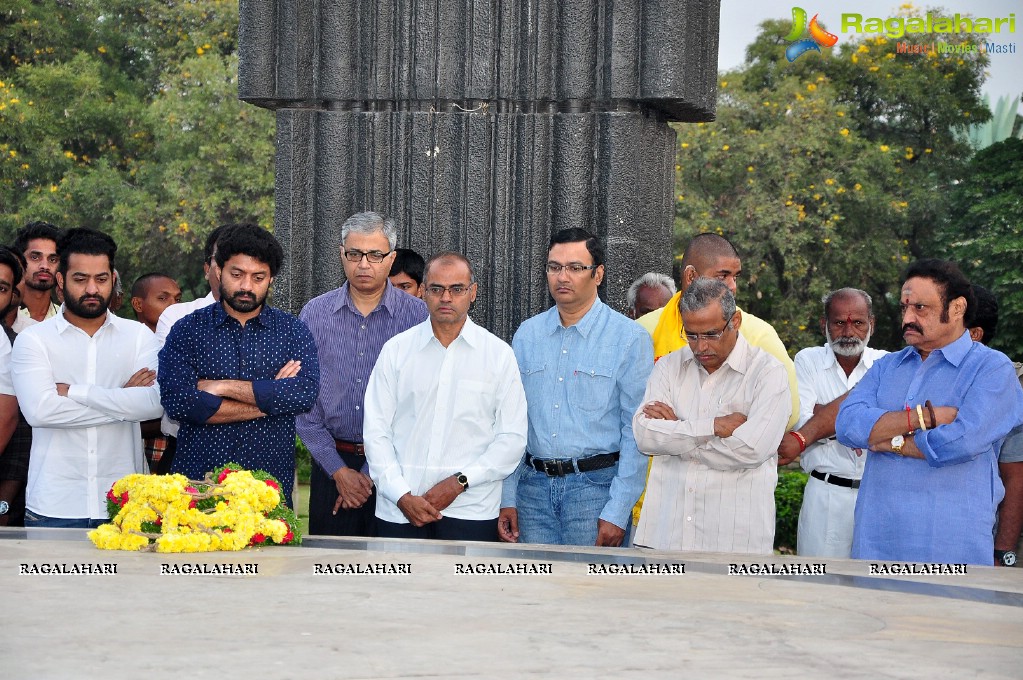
[[938, 137, 1023, 357], [0, 1, 274, 298], [674, 8, 990, 352]]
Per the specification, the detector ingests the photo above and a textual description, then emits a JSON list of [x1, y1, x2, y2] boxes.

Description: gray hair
[[340, 211, 398, 250], [821, 287, 872, 317], [627, 272, 676, 309], [679, 277, 736, 323]]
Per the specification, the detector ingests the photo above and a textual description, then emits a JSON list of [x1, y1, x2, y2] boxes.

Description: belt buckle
[[542, 458, 566, 477]]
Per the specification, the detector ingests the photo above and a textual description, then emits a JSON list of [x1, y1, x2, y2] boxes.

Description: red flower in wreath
[[250, 533, 266, 545], [264, 479, 280, 491]]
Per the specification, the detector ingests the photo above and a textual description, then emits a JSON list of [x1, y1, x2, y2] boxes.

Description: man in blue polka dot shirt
[[158, 224, 320, 506]]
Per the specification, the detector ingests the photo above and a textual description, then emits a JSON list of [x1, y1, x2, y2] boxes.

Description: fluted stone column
[[239, 0, 720, 338]]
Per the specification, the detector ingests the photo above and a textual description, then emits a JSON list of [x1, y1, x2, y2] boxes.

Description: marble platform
[[2, 527, 1021, 679]]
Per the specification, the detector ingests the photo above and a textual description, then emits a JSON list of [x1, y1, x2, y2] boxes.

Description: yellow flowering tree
[[675, 11, 988, 351]]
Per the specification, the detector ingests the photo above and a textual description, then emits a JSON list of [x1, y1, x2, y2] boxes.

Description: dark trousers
[[155, 436, 178, 475], [308, 452, 377, 537], [377, 516, 499, 542]]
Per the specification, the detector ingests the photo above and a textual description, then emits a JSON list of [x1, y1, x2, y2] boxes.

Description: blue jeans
[[516, 463, 618, 546], [24, 510, 106, 529]]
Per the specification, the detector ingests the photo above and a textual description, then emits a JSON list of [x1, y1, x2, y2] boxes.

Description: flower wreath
[[88, 463, 302, 552]]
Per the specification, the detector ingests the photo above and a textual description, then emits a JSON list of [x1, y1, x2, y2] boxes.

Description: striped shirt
[[296, 283, 428, 478], [633, 334, 791, 554]]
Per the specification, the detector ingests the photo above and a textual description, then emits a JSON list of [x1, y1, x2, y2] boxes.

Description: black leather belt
[[811, 469, 860, 489], [525, 452, 619, 477]]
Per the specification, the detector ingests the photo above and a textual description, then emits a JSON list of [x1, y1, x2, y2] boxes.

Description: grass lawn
[[293, 482, 310, 537]]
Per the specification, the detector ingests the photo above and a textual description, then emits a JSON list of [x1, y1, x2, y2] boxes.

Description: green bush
[[775, 469, 808, 554], [295, 436, 312, 484]]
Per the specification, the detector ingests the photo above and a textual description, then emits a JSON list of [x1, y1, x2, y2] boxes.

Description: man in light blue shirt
[[498, 228, 653, 547], [837, 259, 1023, 566]]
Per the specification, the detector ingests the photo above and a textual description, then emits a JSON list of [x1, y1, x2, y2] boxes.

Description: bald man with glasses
[[296, 211, 428, 537]]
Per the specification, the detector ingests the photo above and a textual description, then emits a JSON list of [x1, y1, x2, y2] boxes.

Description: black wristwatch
[[995, 549, 1017, 567], [455, 473, 469, 491]]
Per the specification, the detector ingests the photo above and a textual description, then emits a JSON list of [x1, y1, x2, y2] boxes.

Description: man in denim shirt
[[498, 228, 653, 547]]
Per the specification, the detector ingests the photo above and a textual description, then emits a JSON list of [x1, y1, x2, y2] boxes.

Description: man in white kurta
[[364, 253, 527, 541], [633, 278, 790, 554], [783, 288, 887, 558]]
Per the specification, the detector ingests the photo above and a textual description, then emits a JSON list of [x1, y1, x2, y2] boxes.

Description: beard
[[827, 327, 870, 357], [220, 284, 267, 314], [64, 291, 112, 320], [26, 275, 56, 292]]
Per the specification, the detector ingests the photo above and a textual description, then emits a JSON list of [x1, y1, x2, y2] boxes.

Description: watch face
[[0, 500, 8, 515], [891, 435, 905, 450], [1005, 552, 1017, 567]]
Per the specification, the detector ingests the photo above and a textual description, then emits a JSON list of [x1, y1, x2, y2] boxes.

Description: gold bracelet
[[916, 404, 927, 431]]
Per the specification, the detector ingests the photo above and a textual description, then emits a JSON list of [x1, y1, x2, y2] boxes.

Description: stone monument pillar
[[238, 0, 719, 338]]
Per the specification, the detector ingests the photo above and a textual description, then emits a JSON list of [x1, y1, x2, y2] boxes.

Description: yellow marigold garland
[[88, 463, 300, 552]]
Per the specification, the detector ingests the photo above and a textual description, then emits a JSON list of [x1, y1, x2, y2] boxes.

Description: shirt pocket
[[519, 361, 547, 393], [568, 363, 615, 414], [454, 379, 497, 427]]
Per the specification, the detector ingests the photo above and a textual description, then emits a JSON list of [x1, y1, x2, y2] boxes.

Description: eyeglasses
[[545, 262, 599, 275], [683, 316, 734, 343], [424, 283, 474, 297], [343, 248, 393, 263]]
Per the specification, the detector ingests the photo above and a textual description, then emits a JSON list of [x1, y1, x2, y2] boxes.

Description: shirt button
[[355, 405, 360, 411], [357, 379, 362, 383], [359, 351, 364, 357], [562, 349, 567, 354], [688, 488, 694, 493], [554, 404, 560, 409], [686, 516, 692, 522], [558, 377, 563, 382], [552, 433, 557, 438], [361, 325, 366, 330]]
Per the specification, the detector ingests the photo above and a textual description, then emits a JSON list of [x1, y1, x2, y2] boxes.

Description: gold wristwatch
[[891, 435, 905, 455]]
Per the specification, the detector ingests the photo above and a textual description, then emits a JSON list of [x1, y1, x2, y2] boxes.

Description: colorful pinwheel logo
[[784, 7, 839, 62]]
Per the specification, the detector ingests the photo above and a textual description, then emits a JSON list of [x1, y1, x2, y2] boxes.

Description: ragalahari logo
[[785, 7, 839, 61]]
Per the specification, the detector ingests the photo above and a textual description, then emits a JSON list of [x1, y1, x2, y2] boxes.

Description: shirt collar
[[821, 342, 879, 371], [212, 300, 271, 327], [719, 332, 753, 376], [414, 316, 481, 350], [896, 328, 973, 366], [542, 296, 605, 338], [54, 306, 114, 335], [335, 281, 398, 316]]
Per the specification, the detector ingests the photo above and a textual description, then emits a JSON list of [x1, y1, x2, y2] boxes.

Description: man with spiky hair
[[11, 229, 162, 528], [12, 220, 62, 329]]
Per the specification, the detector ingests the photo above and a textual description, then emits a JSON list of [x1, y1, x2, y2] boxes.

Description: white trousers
[[796, 474, 859, 558]]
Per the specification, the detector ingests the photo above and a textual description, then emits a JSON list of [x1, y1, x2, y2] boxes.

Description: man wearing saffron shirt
[[296, 212, 427, 536], [159, 224, 319, 505], [837, 259, 1023, 565]]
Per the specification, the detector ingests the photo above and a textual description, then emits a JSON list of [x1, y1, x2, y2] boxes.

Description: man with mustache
[[837, 260, 1023, 565], [12, 221, 62, 330], [632, 278, 791, 553], [10, 229, 163, 527], [159, 224, 320, 506], [778, 288, 887, 558]]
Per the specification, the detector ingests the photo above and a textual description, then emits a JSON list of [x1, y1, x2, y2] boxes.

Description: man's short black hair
[[13, 220, 63, 255], [204, 223, 239, 264], [389, 248, 425, 285], [131, 272, 175, 299], [969, 285, 998, 345], [548, 228, 605, 269], [213, 223, 283, 276], [0, 246, 25, 287], [903, 259, 974, 324], [56, 228, 117, 276]]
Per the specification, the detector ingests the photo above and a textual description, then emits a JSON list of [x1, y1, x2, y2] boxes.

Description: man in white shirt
[[364, 252, 527, 541], [779, 288, 887, 558], [13, 221, 62, 330], [633, 278, 790, 554], [12, 228, 163, 528]]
